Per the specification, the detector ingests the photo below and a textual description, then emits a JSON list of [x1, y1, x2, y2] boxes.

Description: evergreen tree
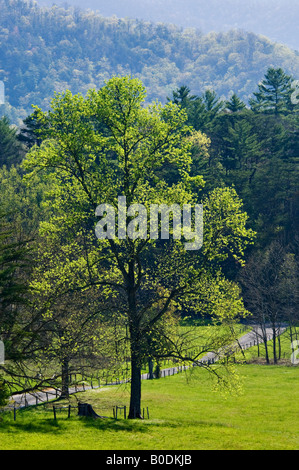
[[222, 118, 261, 179], [249, 67, 293, 115], [18, 109, 44, 149], [0, 210, 30, 332], [168, 85, 197, 109], [190, 90, 224, 132], [0, 117, 24, 167], [226, 93, 246, 113]]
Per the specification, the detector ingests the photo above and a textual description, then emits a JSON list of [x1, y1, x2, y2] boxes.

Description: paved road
[[9, 325, 287, 409], [197, 324, 287, 364], [238, 325, 287, 349]]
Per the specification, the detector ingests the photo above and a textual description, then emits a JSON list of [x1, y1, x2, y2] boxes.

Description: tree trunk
[[263, 334, 270, 364], [148, 358, 154, 380], [126, 256, 144, 419], [128, 349, 143, 419], [272, 327, 277, 364], [60, 358, 70, 399], [260, 324, 270, 364], [278, 334, 281, 360]]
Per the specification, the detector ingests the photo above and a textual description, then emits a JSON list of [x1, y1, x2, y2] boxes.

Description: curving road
[[9, 325, 287, 409]]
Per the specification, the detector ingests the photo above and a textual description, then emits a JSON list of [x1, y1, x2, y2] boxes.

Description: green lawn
[[1, 363, 298, 450]]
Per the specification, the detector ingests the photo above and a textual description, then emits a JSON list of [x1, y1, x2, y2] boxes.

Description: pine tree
[[18, 109, 44, 149], [168, 85, 197, 109], [0, 211, 29, 317], [0, 116, 24, 167], [190, 90, 224, 132], [249, 67, 293, 115], [226, 93, 246, 113]]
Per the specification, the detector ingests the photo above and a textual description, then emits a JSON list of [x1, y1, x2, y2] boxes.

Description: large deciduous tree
[[23, 77, 254, 418]]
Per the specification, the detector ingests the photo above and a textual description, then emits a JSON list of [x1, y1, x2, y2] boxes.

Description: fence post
[[53, 406, 56, 420]]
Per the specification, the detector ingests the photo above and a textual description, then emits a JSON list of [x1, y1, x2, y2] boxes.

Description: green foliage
[[21, 77, 254, 416], [0, 116, 25, 167], [173, 70, 299, 252], [0, 0, 297, 426], [1, 1, 299, 120], [0, 378, 9, 408], [249, 67, 294, 115], [0, 209, 29, 318], [0, 164, 50, 372], [225, 93, 246, 113]]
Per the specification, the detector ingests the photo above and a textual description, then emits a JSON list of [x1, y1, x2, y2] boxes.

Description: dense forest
[[1, 0, 299, 123]]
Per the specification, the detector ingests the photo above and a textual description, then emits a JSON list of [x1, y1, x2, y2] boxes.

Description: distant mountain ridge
[[1, 0, 299, 123], [36, 0, 299, 51]]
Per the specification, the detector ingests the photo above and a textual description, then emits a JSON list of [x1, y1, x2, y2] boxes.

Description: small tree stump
[[78, 403, 107, 419]]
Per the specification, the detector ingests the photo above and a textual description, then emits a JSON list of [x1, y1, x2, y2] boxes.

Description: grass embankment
[[1, 362, 298, 450]]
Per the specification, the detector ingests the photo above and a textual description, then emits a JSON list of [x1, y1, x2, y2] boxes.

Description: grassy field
[[1, 362, 298, 450]]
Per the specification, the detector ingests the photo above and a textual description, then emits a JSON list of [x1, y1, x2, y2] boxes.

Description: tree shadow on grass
[[1, 418, 68, 435], [78, 415, 232, 434], [78, 416, 156, 433], [1, 404, 233, 438]]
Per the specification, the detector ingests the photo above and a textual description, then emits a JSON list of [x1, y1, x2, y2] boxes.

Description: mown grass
[[0, 363, 298, 450]]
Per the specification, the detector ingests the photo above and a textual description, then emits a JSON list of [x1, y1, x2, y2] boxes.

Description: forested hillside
[[1, 0, 299, 123], [37, 0, 299, 51]]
